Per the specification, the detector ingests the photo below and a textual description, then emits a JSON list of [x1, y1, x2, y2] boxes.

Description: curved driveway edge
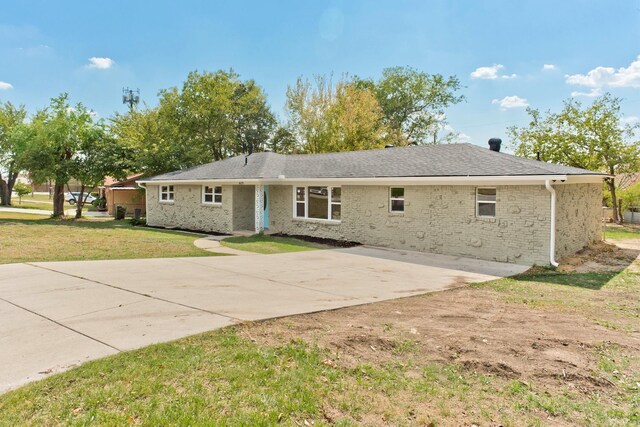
[[0, 247, 528, 393]]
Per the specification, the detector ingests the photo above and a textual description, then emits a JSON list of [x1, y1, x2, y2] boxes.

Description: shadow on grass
[[511, 271, 622, 290]]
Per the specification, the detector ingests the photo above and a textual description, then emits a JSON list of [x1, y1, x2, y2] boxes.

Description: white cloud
[[570, 88, 603, 98], [543, 64, 556, 71], [470, 64, 517, 80], [471, 64, 502, 80], [492, 95, 529, 110], [86, 57, 114, 69], [457, 132, 472, 143], [621, 115, 640, 125], [565, 55, 640, 89], [0, 81, 13, 90]]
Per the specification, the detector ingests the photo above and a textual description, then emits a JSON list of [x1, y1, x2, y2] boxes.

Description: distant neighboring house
[[617, 172, 640, 224], [139, 141, 606, 266], [104, 174, 146, 217]]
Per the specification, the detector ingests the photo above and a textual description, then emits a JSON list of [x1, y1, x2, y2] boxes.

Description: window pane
[[161, 193, 167, 200], [331, 203, 341, 220], [331, 187, 341, 203], [204, 194, 213, 203], [214, 186, 222, 194], [391, 199, 404, 212], [168, 185, 174, 192], [477, 188, 496, 202], [308, 187, 328, 219], [296, 202, 305, 217], [204, 186, 213, 195], [391, 187, 404, 198], [478, 202, 496, 217], [296, 187, 306, 202], [214, 195, 222, 204]]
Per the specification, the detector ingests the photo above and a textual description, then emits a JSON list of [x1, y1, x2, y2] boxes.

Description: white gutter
[[544, 180, 559, 267], [138, 175, 579, 186]]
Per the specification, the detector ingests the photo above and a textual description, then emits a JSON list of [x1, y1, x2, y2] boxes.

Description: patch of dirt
[[558, 241, 640, 272], [241, 286, 639, 393], [269, 233, 361, 248]]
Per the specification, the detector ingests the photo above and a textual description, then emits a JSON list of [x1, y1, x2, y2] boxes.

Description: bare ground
[[238, 241, 640, 425]]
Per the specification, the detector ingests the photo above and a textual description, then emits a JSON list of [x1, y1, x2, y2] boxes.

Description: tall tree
[[509, 93, 640, 223], [24, 94, 129, 218], [112, 70, 275, 174], [69, 121, 130, 218], [355, 67, 465, 144], [0, 101, 28, 206], [285, 75, 388, 153]]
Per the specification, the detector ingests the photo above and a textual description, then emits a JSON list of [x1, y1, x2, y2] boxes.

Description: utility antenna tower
[[122, 87, 140, 110]]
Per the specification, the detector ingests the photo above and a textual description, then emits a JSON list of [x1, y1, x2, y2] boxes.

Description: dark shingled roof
[[146, 143, 603, 181]]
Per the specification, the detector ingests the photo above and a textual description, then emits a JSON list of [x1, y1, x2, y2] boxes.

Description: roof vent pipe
[[488, 138, 502, 152]]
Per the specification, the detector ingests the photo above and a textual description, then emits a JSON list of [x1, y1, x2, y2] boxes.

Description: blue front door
[[263, 186, 269, 229]]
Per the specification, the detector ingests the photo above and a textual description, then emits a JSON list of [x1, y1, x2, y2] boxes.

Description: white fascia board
[[138, 174, 606, 187]]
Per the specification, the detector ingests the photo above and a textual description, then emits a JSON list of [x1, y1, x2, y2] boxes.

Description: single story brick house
[[139, 142, 605, 266]]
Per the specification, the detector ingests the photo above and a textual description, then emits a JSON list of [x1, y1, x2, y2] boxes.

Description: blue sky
[[1, 0, 639, 151]]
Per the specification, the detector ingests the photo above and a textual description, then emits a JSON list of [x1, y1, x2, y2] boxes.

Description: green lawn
[[1, 255, 637, 425], [605, 224, 640, 240], [221, 234, 328, 254], [9, 193, 82, 212], [0, 212, 220, 264]]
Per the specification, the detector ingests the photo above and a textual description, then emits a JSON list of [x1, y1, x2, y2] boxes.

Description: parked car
[[66, 192, 96, 205]]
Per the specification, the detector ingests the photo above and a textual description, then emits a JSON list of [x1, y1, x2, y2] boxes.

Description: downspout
[[544, 180, 559, 267]]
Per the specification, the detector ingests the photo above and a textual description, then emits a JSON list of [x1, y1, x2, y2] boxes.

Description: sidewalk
[[0, 206, 111, 218]]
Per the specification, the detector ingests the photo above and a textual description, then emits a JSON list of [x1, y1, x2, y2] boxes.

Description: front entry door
[[263, 186, 269, 229]]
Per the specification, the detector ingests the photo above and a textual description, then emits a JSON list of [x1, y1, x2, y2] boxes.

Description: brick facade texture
[[146, 182, 602, 265]]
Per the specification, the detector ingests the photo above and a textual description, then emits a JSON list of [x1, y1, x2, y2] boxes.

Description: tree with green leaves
[[69, 121, 130, 218], [354, 66, 465, 144], [0, 101, 28, 206], [13, 181, 31, 205], [285, 75, 388, 153], [268, 126, 298, 154], [509, 93, 640, 223], [23, 94, 129, 218], [112, 70, 276, 175]]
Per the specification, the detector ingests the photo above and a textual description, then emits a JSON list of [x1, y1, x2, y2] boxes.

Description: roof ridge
[[465, 144, 577, 175]]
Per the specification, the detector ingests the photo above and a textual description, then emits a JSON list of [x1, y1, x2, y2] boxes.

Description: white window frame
[[476, 187, 497, 218], [292, 186, 341, 222], [389, 187, 405, 213], [202, 185, 222, 205], [159, 185, 174, 203]]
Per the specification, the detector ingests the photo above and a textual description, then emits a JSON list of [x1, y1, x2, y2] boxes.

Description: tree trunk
[[618, 198, 624, 224], [52, 182, 65, 217], [0, 175, 8, 206], [5, 170, 18, 206], [75, 184, 85, 219], [608, 178, 620, 224]]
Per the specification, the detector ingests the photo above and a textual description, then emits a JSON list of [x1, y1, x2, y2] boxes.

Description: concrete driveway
[[0, 247, 528, 393]]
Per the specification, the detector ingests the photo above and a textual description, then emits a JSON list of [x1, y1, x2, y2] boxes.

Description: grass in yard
[[0, 212, 220, 264], [1, 254, 638, 425], [605, 224, 640, 240], [221, 234, 328, 254], [476, 267, 640, 331], [9, 193, 82, 212]]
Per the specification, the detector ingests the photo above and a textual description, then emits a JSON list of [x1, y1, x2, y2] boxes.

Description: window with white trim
[[390, 187, 405, 213], [202, 185, 222, 204], [293, 186, 341, 221], [159, 185, 174, 202], [476, 187, 496, 217]]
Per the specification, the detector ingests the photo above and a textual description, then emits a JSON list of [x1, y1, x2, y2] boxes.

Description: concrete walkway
[[0, 206, 111, 218], [0, 248, 528, 393], [193, 236, 256, 255]]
